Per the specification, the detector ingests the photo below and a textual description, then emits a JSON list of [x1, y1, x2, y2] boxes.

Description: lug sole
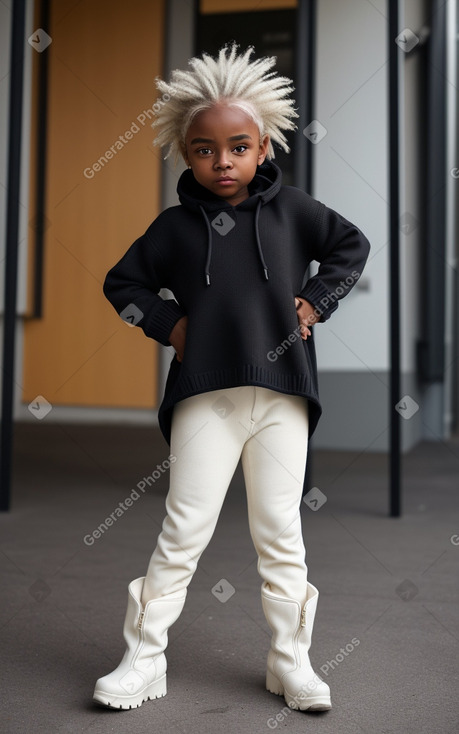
[[93, 674, 167, 710]]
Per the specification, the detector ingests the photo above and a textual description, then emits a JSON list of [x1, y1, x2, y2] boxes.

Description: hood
[[176, 160, 282, 285], [177, 159, 282, 212]]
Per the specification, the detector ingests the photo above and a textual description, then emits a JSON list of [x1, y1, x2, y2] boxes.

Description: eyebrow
[[189, 134, 253, 145]]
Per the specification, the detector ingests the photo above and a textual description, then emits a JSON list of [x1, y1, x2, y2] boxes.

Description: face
[[181, 103, 270, 207]]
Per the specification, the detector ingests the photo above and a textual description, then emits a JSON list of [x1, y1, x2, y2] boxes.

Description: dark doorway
[[195, 8, 297, 184]]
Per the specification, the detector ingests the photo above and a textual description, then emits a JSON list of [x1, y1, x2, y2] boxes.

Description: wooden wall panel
[[23, 0, 166, 408]]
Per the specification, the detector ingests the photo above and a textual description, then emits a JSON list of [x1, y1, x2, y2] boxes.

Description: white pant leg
[[241, 388, 309, 602], [142, 388, 251, 604]]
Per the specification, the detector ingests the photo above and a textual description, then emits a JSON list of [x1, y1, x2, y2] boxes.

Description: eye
[[233, 145, 248, 153], [197, 147, 212, 156]]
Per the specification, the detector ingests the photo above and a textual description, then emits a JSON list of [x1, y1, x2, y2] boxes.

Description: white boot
[[93, 577, 186, 709], [261, 581, 331, 711]]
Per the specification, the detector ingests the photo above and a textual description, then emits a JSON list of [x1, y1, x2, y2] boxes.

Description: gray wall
[[311, 0, 455, 451], [312, 0, 391, 451], [157, 0, 196, 401]]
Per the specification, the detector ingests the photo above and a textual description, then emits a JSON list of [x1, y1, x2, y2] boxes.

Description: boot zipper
[[132, 610, 146, 668], [292, 604, 304, 667]]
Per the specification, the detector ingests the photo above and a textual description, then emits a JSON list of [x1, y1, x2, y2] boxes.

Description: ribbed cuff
[[298, 278, 339, 322], [143, 299, 186, 346]]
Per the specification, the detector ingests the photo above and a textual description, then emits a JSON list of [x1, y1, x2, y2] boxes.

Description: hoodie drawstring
[[255, 199, 269, 281], [199, 200, 269, 286], [199, 205, 213, 286]]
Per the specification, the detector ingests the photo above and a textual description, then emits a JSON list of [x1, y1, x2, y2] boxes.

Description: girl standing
[[93, 43, 370, 713]]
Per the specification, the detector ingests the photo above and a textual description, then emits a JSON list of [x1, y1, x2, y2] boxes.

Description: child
[[93, 43, 370, 713]]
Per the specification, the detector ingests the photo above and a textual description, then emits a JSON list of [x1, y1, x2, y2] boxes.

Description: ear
[[258, 134, 270, 165]]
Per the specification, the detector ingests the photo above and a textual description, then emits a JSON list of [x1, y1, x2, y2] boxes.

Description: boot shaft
[[261, 582, 319, 665]]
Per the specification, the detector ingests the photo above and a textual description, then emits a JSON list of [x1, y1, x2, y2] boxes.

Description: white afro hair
[[151, 42, 298, 165]]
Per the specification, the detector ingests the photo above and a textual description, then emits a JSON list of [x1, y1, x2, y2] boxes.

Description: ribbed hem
[[175, 365, 315, 396], [143, 299, 186, 346], [298, 278, 339, 322], [158, 364, 323, 445]]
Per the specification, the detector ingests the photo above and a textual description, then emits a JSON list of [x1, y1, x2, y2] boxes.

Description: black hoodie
[[103, 160, 370, 444]]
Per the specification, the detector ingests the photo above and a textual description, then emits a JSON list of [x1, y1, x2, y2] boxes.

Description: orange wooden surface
[[23, 0, 166, 408]]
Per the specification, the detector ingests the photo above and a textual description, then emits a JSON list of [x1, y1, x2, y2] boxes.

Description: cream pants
[[142, 386, 310, 606]]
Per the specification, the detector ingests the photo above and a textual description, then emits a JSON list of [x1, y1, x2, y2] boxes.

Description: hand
[[169, 316, 187, 362], [294, 298, 320, 340]]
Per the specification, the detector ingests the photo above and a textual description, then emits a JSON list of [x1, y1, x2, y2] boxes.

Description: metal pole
[[388, 0, 401, 517], [0, 0, 27, 512], [295, 0, 316, 496], [32, 0, 50, 319], [294, 0, 316, 194]]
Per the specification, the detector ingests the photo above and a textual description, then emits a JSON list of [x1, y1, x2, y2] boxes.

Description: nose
[[213, 151, 232, 170]]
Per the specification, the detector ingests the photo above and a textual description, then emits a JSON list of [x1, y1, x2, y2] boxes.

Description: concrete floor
[[1, 422, 459, 734]]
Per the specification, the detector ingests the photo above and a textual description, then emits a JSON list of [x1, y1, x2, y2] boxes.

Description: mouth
[[216, 177, 235, 184]]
